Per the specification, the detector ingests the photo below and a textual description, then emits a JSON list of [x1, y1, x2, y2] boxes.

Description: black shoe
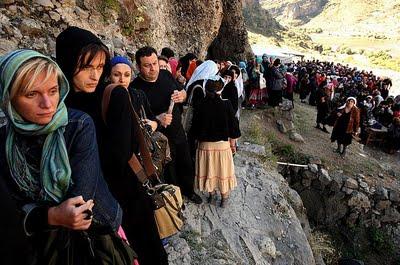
[[315, 124, 322, 129], [207, 193, 213, 204], [220, 197, 228, 208], [321, 127, 329, 133], [188, 193, 203, 204], [334, 148, 340, 153]]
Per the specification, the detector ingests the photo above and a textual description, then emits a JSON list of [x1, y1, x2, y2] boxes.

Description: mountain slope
[[303, 0, 400, 37], [260, 0, 400, 37]]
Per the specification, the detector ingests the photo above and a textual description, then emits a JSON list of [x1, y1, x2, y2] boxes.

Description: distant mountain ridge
[[260, 0, 326, 24], [260, 0, 400, 37]]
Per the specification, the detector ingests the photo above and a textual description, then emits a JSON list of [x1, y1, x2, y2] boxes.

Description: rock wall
[[0, 0, 252, 60], [242, 0, 283, 37], [280, 163, 400, 259], [207, 0, 254, 61]]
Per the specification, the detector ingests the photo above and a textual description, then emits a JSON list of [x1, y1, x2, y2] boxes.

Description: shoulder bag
[[182, 84, 203, 133], [102, 85, 185, 240], [102, 84, 171, 177]]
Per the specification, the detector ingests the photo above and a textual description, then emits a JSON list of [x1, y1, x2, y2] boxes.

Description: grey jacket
[[271, 67, 285, 91]]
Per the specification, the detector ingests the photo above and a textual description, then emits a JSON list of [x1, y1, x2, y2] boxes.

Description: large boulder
[[206, 0, 253, 61], [167, 152, 316, 265], [0, 0, 252, 60]]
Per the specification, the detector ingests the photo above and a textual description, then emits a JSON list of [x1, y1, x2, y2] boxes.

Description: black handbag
[[38, 225, 136, 265]]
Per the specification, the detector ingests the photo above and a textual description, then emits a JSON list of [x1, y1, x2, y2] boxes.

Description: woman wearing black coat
[[56, 26, 168, 265]]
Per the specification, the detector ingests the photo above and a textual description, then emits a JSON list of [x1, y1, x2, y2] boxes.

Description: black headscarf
[[56, 26, 110, 119], [56, 26, 108, 82]]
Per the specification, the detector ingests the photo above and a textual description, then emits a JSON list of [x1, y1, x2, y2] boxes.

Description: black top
[[98, 84, 157, 200], [221, 81, 239, 114], [131, 70, 186, 144], [186, 79, 205, 109], [100, 86, 139, 203], [128, 85, 156, 121], [190, 96, 241, 142], [97, 86, 169, 265]]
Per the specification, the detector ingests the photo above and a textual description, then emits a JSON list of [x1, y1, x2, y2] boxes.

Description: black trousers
[[269, 90, 282, 107], [164, 140, 195, 196], [122, 184, 168, 265]]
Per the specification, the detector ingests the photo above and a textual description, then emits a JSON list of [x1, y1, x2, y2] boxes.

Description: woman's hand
[[156, 113, 173, 127], [229, 139, 237, 155], [171, 90, 187, 103], [144, 119, 157, 132], [48, 196, 94, 230], [230, 145, 237, 155]]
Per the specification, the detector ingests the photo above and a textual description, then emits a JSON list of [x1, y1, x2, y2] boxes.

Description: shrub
[[367, 50, 400, 72], [98, 0, 121, 20], [367, 227, 394, 255]]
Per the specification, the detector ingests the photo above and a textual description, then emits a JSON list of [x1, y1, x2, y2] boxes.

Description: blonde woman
[[0, 49, 125, 263]]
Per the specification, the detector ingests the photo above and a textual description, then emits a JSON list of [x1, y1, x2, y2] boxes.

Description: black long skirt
[[331, 111, 352, 146]]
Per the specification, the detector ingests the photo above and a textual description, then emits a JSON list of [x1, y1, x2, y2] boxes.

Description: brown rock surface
[[0, 0, 252, 60]]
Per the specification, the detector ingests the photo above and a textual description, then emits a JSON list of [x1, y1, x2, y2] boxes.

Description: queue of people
[[3, 24, 397, 265], [0, 26, 242, 265]]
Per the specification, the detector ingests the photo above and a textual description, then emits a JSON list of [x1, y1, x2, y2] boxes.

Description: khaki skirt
[[195, 141, 237, 194]]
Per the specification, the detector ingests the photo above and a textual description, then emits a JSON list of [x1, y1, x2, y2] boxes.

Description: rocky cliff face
[[280, 163, 400, 264], [207, 0, 253, 61], [242, 0, 283, 37], [260, 0, 327, 24], [0, 0, 252, 60]]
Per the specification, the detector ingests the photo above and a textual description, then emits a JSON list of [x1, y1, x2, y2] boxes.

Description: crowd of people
[[0, 26, 242, 265], [233, 55, 399, 156], [1, 24, 399, 265], [292, 60, 400, 155]]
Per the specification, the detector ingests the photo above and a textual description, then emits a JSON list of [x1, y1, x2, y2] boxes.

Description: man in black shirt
[[131, 46, 202, 204]]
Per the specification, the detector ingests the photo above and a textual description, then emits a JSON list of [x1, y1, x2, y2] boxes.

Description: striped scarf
[[0, 49, 71, 203]]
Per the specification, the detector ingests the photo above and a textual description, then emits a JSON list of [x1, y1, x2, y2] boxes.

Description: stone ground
[[166, 145, 316, 265]]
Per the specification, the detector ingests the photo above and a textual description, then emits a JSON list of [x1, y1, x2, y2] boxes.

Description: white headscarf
[[227, 64, 245, 98], [338, 97, 357, 109], [185, 60, 218, 90]]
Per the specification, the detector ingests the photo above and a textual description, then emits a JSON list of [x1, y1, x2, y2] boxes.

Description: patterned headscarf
[[0, 49, 71, 203]]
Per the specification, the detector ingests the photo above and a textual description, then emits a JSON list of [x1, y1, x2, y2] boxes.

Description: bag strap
[[127, 95, 158, 181], [101, 84, 120, 124], [187, 84, 203, 105], [101, 84, 158, 184]]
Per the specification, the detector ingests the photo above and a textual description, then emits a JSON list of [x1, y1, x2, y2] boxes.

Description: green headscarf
[[0, 49, 71, 203]]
